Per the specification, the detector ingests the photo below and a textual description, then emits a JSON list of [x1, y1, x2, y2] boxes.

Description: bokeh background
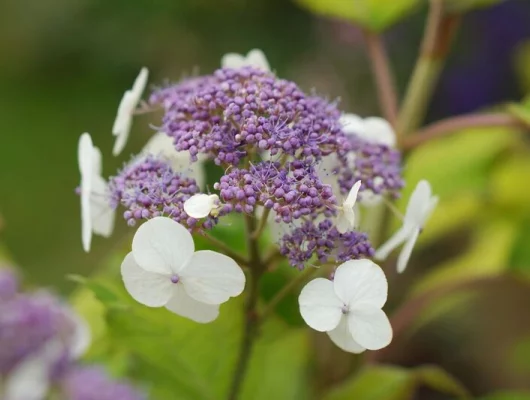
[[1, 0, 530, 399]]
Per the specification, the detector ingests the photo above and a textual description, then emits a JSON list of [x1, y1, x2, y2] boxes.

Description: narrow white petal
[[333, 260, 388, 309], [132, 217, 194, 275], [112, 90, 134, 135], [78, 133, 93, 252], [91, 146, 103, 177], [131, 67, 149, 104], [298, 278, 343, 332], [404, 180, 433, 225], [397, 228, 420, 273], [344, 180, 361, 207], [120, 252, 173, 307], [165, 287, 220, 323], [112, 115, 132, 156], [90, 175, 115, 237], [326, 316, 366, 354], [348, 308, 393, 350], [335, 210, 350, 234], [67, 310, 91, 359], [339, 113, 365, 136], [183, 194, 218, 218], [221, 53, 246, 69], [422, 196, 439, 226], [363, 117, 396, 147], [246, 49, 271, 71], [180, 250, 245, 305], [374, 225, 413, 261]]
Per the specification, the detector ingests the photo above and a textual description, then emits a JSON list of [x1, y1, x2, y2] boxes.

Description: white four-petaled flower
[[340, 114, 396, 147], [78, 133, 115, 252], [121, 217, 245, 323], [299, 259, 392, 353], [375, 180, 438, 273], [112, 67, 149, 156], [221, 49, 271, 72], [183, 194, 220, 219], [336, 181, 361, 234]]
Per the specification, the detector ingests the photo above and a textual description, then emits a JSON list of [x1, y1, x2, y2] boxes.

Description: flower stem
[[398, 0, 460, 137], [202, 233, 250, 267], [402, 112, 523, 149], [363, 31, 399, 128], [227, 215, 264, 400], [251, 208, 270, 240]]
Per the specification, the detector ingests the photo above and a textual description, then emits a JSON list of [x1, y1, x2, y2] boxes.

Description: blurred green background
[[1, 0, 530, 398]]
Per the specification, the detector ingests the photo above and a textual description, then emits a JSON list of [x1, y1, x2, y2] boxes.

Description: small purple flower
[[61, 366, 146, 400], [109, 156, 216, 229], [279, 219, 374, 270]]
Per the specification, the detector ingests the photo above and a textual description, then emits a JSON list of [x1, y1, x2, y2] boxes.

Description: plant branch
[[202, 233, 249, 267], [402, 112, 524, 149], [251, 208, 270, 240], [363, 31, 399, 128], [398, 0, 460, 137]]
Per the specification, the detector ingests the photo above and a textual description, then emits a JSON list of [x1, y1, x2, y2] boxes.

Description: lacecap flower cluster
[[76, 49, 438, 354]]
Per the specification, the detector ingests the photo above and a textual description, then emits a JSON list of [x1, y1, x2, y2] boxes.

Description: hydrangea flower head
[[121, 217, 246, 323], [299, 259, 392, 353]]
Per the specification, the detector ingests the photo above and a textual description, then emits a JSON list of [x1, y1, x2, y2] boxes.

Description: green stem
[[251, 208, 270, 240], [202, 233, 250, 267], [398, 0, 460, 137]]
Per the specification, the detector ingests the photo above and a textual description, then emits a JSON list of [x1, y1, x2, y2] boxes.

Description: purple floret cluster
[[0, 269, 145, 400], [109, 156, 216, 229], [279, 219, 375, 270], [150, 67, 348, 165], [336, 135, 404, 199], [214, 160, 337, 223]]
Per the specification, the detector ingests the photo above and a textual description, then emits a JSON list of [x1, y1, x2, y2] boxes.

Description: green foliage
[[294, 0, 420, 32], [322, 365, 470, 400], [479, 393, 530, 400], [443, 0, 507, 14]]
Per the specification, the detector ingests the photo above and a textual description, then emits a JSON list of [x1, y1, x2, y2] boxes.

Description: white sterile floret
[[112, 67, 149, 156], [184, 194, 220, 219], [221, 49, 271, 72], [298, 259, 392, 353], [78, 133, 116, 252], [375, 180, 438, 273], [142, 132, 205, 189], [121, 217, 245, 323], [340, 113, 396, 148], [336, 181, 361, 234]]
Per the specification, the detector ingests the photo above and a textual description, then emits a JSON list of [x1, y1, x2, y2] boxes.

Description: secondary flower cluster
[[0, 269, 144, 400], [75, 49, 439, 355]]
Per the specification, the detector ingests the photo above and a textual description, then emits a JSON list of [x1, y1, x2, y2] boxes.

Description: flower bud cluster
[[279, 219, 375, 270]]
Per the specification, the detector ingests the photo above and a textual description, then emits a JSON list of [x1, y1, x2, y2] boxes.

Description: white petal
[[246, 49, 270, 71], [131, 67, 149, 104], [326, 316, 366, 354], [112, 90, 134, 135], [344, 180, 361, 207], [132, 217, 194, 275], [348, 308, 393, 350], [78, 133, 93, 252], [184, 194, 218, 218], [90, 176, 115, 237], [340, 113, 365, 136], [374, 225, 413, 261], [112, 115, 132, 156], [180, 250, 245, 305], [404, 180, 433, 225], [363, 117, 396, 147], [3, 340, 63, 400], [165, 287, 220, 323], [298, 278, 343, 332], [66, 310, 91, 359], [221, 53, 246, 69], [91, 146, 103, 176], [397, 227, 420, 274], [335, 210, 351, 234], [120, 252, 174, 307], [333, 259, 388, 309]]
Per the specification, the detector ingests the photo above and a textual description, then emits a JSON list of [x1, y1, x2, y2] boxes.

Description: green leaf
[[479, 392, 530, 400], [322, 366, 416, 400], [415, 365, 471, 399], [68, 274, 121, 305], [443, 0, 507, 14], [510, 218, 530, 274], [294, 0, 421, 32]]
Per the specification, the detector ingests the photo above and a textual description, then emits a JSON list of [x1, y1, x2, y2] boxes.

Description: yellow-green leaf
[[415, 365, 471, 399], [294, 0, 421, 32]]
